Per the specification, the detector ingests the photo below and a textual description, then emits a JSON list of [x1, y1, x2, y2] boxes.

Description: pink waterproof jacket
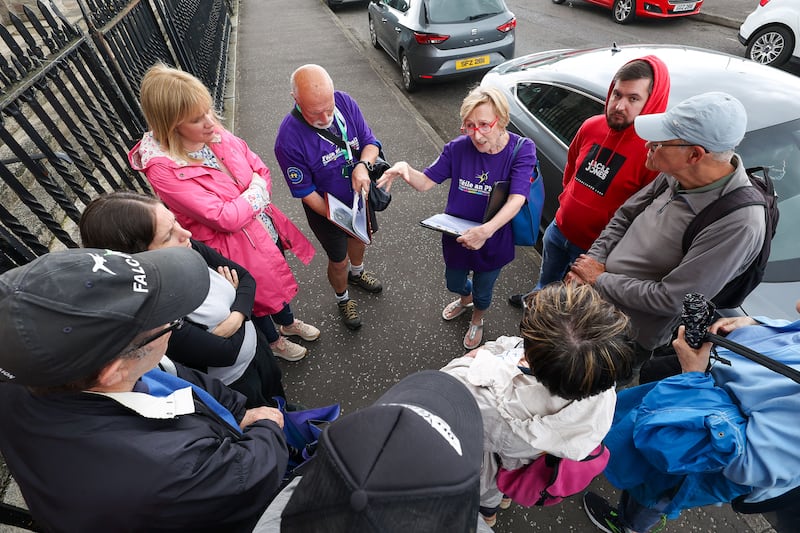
[[129, 128, 315, 315]]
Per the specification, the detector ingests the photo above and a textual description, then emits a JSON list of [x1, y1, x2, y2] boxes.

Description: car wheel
[[612, 0, 635, 24], [746, 25, 795, 67], [400, 53, 418, 93], [552, 0, 566, 4], [368, 15, 380, 49]]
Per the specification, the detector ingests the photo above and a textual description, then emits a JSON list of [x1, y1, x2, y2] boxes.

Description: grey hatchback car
[[480, 44, 800, 319], [367, 0, 516, 92]]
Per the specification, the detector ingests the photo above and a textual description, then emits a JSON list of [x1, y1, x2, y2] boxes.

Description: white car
[[738, 0, 800, 68]]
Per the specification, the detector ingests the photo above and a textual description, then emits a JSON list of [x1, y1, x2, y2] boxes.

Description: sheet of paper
[[419, 213, 481, 236]]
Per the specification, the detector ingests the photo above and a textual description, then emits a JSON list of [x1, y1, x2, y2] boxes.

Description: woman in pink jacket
[[129, 64, 318, 362]]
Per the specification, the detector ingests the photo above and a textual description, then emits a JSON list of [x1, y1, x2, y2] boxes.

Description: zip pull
[[242, 227, 256, 249], [656, 190, 677, 214]]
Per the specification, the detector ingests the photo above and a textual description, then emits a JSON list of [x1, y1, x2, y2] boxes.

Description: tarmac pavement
[[230, 0, 775, 532], [0, 0, 774, 531]]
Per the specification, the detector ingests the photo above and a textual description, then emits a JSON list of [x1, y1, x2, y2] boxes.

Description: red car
[[552, 0, 703, 24]]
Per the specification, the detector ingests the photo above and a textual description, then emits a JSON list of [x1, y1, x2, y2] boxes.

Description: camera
[[681, 293, 715, 349]]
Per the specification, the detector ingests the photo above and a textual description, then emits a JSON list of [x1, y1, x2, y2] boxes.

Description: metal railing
[[0, 0, 232, 272]]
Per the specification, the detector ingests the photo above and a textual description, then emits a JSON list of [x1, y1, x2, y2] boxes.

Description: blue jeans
[[445, 267, 502, 311], [619, 490, 669, 532], [252, 304, 295, 343], [534, 220, 586, 290]]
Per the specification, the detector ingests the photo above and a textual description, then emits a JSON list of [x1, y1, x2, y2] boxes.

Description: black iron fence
[[0, 0, 233, 272]]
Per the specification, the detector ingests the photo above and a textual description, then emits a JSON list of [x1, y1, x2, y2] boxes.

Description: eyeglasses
[[125, 317, 185, 354], [650, 142, 695, 150], [650, 142, 709, 153], [460, 117, 498, 135]]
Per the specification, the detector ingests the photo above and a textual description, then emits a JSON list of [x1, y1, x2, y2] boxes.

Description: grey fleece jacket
[[588, 155, 765, 349]]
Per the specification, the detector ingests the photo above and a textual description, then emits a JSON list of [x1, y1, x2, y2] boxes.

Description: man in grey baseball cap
[[0, 247, 289, 532], [566, 91, 766, 380], [633, 91, 747, 154]]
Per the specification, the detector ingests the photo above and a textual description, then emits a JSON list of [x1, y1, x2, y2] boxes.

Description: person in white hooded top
[[442, 282, 634, 528]]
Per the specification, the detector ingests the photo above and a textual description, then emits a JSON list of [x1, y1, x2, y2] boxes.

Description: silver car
[[480, 44, 800, 319], [368, 0, 516, 92]]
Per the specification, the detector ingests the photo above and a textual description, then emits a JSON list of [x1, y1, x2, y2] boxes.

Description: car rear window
[[426, 0, 507, 23]]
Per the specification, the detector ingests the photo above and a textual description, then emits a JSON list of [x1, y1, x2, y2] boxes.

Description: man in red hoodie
[[509, 56, 670, 307]]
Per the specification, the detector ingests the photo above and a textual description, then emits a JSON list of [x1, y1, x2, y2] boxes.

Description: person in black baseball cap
[[0, 247, 289, 532], [254, 369, 487, 533]]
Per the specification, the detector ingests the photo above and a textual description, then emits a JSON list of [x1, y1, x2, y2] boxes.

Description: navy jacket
[[0, 364, 288, 532]]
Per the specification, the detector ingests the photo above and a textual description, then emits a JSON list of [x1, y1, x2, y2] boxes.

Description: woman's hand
[[250, 174, 270, 203], [217, 266, 239, 288], [211, 311, 246, 338], [457, 225, 491, 251], [709, 316, 758, 336], [377, 161, 409, 191]]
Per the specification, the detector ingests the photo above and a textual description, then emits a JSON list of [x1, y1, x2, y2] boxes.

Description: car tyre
[[612, 0, 635, 24], [368, 15, 380, 49], [400, 52, 418, 93], [746, 25, 795, 67], [552, 0, 566, 4]]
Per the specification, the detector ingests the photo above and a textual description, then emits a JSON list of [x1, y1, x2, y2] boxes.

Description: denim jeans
[[252, 303, 295, 343], [534, 220, 586, 290], [444, 267, 502, 311]]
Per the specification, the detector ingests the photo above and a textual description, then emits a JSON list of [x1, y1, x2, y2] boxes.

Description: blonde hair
[[139, 63, 217, 161], [459, 86, 510, 129]]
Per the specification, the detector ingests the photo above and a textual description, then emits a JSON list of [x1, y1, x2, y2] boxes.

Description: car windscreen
[[425, 0, 506, 23], [737, 117, 800, 282]]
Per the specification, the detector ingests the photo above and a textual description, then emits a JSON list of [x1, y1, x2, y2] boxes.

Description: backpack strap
[[511, 135, 525, 159], [681, 183, 767, 255], [510, 136, 540, 181]]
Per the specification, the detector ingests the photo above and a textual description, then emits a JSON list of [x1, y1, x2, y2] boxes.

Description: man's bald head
[[291, 64, 336, 129]]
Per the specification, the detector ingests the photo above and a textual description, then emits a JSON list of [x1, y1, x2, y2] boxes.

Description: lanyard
[[316, 107, 353, 163]]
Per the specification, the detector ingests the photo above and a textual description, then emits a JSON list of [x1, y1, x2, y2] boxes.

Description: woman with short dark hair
[[80, 191, 288, 408]]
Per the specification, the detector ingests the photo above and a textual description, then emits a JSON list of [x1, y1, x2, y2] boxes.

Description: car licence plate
[[672, 2, 696, 12], [456, 55, 490, 70]]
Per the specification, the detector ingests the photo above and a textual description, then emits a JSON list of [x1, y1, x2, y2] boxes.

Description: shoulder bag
[[495, 443, 609, 507], [509, 136, 545, 246]]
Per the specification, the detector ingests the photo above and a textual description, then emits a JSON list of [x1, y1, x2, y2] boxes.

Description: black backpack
[[646, 167, 779, 309]]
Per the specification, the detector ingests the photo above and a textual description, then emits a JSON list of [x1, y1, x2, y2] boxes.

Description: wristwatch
[[353, 160, 373, 172]]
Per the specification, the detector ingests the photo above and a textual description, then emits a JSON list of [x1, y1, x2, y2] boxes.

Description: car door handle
[[394, 27, 401, 33], [381, 17, 388, 22]]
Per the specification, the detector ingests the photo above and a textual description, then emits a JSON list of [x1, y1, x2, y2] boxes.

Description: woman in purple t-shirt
[[378, 87, 537, 350]]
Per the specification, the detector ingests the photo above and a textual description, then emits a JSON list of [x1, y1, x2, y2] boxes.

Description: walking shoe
[[338, 299, 362, 330], [480, 513, 497, 528], [508, 293, 525, 309], [270, 336, 307, 362], [499, 497, 512, 509], [583, 492, 628, 533], [348, 271, 383, 293], [279, 320, 320, 341]]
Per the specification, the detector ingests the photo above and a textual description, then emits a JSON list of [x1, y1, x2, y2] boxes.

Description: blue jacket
[[605, 317, 800, 517]]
